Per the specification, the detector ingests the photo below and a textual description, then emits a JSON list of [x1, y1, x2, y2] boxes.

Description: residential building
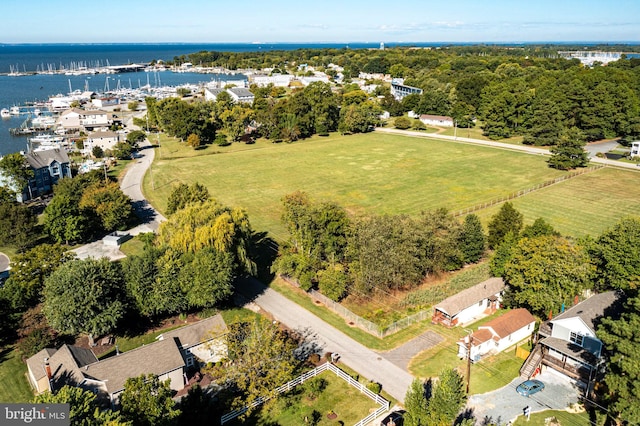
[[13, 149, 72, 202], [390, 80, 423, 100], [204, 87, 255, 104], [58, 108, 112, 132], [520, 291, 625, 385], [26, 315, 229, 406], [457, 308, 536, 361], [85, 131, 121, 153], [432, 278, 505, 327], [251, 74, 294, 87], [419, 114, 454, 127], [630, 141, 640, 158]]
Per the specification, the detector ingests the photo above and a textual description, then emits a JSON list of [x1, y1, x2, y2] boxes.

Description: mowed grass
[[473, 167, 640, 238], [144, 132, 566, 241], [240, 370, 380, 426], [0, 347, 35, 403]]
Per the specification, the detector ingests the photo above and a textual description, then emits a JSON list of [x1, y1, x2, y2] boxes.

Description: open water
[[0, 42, 408, 156]]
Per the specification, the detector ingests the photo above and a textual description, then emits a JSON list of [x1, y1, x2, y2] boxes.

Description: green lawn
[[144, 132, 567, 241], [239, 370, 381, 426], [473, 167, 640, 238], [512, 408, 591, 426], [0, 346, 35, 403]]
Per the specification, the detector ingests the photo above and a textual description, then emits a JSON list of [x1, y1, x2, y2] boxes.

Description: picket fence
[[220, 362, 390, 425]]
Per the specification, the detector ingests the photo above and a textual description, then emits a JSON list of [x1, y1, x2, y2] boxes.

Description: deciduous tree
[[425, 369, 467, 426], [165, 182, 210, 215], [592, 217, 640, 291], [43, 258, 126, 341], [404, 379, 429, 426], [487, 202, 523, 249], [120, 374, 180, 426]]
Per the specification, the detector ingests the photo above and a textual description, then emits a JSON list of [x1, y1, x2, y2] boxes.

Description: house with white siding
[[432, 278, 505, 327], [457, 308, 536, 361]]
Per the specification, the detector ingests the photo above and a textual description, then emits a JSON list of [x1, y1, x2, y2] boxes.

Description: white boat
[[9, 106, 20, 115], [29, 134, 65, 145], [0, 108, 10, 119]]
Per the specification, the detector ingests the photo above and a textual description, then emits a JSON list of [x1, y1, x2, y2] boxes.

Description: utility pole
[[465, 329, 472, 393]]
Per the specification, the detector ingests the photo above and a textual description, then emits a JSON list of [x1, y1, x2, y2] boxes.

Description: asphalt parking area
[[467, 368, 583, 424]]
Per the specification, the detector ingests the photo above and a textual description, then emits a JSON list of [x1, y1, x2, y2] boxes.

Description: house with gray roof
[[520, 291, 625, 385], [432, 277, 505, 327], [26, 314, 228, 405], [20, 149, 72, 202]]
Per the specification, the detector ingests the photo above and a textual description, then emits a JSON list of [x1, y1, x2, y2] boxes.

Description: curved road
[[375, 127, 640, 170]]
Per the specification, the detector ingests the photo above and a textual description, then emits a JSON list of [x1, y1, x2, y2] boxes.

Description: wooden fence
[[453, 165, 604, 217], [281, 275, 431, 338], [220, 362, 390, 425]]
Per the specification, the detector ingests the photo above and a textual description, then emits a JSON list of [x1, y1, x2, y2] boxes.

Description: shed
[[432, 278, 505, 327]]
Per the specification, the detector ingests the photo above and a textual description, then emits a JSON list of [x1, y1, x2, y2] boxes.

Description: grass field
[[144, 132, 567, 241], [473, 167, 640, 238], [240, 370, 380, 426], [0, 346, 34, 403]]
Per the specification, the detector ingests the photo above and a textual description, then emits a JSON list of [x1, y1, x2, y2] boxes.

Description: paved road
[[119, 139, 166, 233], [468, 368, 582, 425], [237, 278, 415, 404], [375, 127, 640, 170]]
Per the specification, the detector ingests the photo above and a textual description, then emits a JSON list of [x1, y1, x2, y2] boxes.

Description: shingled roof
[[84, 338, 185, 394], [435, 277, 505, 317], [158, 314, 228, 349], [25, 149, 70, 169], [550, 291, 625, 334]]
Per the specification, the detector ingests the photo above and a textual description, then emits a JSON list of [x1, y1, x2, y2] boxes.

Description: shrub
[[366, 381, 382, 394], [394, 116, 411, 130], [304, 377, 327, 400]]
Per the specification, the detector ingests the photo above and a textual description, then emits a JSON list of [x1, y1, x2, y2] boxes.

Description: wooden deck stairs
[[519, 345, 543, 379]]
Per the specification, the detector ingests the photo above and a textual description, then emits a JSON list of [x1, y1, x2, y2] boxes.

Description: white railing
[[220, 362, 390, 425]]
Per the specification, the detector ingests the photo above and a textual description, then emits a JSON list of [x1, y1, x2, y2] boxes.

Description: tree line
[[172, 45, 640, 147]]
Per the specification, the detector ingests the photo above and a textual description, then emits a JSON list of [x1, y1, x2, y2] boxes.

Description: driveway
[[119, 139, 166, 232], [71, 241, 126, 261], [237, 277, 415, 404], [0, 252, 9, 272], [380, 331, 444, 371], [467, 368, 582, 425]]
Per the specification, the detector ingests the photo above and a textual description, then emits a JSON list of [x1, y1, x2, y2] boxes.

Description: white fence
[[220, 362, 390, 425]]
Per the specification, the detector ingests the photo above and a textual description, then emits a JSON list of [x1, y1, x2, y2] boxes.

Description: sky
[[3, 0, 640, 44]]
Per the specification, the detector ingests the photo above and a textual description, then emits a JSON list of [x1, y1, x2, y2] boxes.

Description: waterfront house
[[419, 114, 454, 127], [85, 131, 121, 154], [17, 149, 72, 202], [59, 108, 112, 132], [457, 308, 536, 361], [26, 314, 229, 405], [520, 291, 625, 385], [432, 278, 505, 327], [251, 74, 294, 87]]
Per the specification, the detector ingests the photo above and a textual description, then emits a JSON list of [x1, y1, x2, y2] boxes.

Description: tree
[[120, 374, 180, 426], [425, 369, 467, 426], [460, 214, 486, 263], [548, 127, 590, 170], [186, 133, 201, 149], [0, 200, 37, 251], [157, 200, 255, 275], [165, 182, 210, 215], [79, 181, 133, 232], [34, 385, 128, 426], [404, 379, 429, 426], [593, 217, 640, 291], [2, 244, 75, 310], [112, 142, 133, 160], [43, 258, 126, 341], [213, 319, 302, 411], [0, 152, 33, 191], [597, 294, 640, 425], [317, 263, 348, 301], [126, 130, 146, 146], [179, 248, 235, 309], [92, 146, 105, 159], [520, 217, 559, 239], [487, 202, 523, 249], [122, 247, 162, 317], [127, 100, 139, 111], [503, 235, 594, 316]]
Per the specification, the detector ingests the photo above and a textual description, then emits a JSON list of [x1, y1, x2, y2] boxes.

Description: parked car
[[380, 411, 404, 426], [516, 379, 545, 397]]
